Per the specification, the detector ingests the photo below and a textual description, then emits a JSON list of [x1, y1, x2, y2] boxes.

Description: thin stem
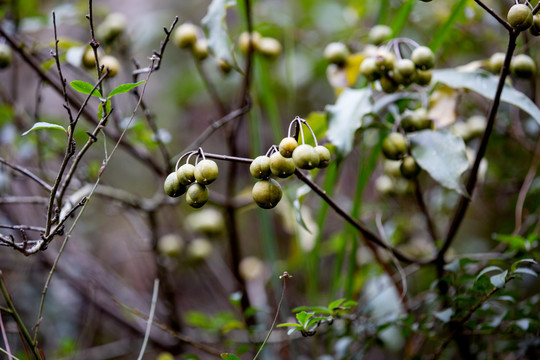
[[252, 272, 290, 360], [0, 308, 13, 359], [0, 274, 42, 359], [473, 0, 513, 31], [513, 137, 540, 234], [413, 177, 438, 244], [137, 279, 159, 360], [0, 157, 51, 192], [438, 32, 518, 265]]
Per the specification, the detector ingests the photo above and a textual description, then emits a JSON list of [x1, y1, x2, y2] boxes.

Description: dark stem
[[413, 177, 438, 244]]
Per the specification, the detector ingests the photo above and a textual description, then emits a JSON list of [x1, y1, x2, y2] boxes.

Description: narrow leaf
[[328, 298, 345, 310], [202, 0, 236, 67], [432, 69, 540, 126], [22, 122, 67, 136], [476, 266, 503, 282], [490, 270, 508, 288], [276, 323, 303, 328], [296, 311, 313, 325], [409, 130, 469, 195], [108, 80, 146, 98], [514, 268, 537, 277], [70, 80, 102, 98], [326, 88, 373, 157], [429, 0, 467, 51], [220, 354, 241, 360], [434, 308, 453, 323]]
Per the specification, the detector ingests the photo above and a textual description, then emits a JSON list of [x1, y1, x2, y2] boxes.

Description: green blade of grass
[[429, 0, 468, 52]]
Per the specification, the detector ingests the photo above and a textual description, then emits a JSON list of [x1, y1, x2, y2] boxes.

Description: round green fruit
[[379, 75, 399, 93], [252, 178, 282, 209], [382, 132, 408, 160], [324, 42, 349, 65], [415, 69, 432, 86], [238, 31, 262, 54], [172, 23, 199, 48], [269, 152, 296, 178], [368, 25, 392, 46], [176, 164, 196, 185], [411, 46, 435, 70], [101, 55, 120, 78], [393, 58, 417, 85], [217, 58, 232, 74], [279, 137, 298, 158], [256, 37, 282, 58], [510, 54, 536, 78], [193, 39, 209, 60], [360, 57, 380, 81], [96, 13, 127, 43], [487, 52, 505, 74], [0, 44, 12, 69], [314, 145, 331, 168], [507, 4, 533, 31], [400, 156, 421, 178], [250, 155, 272, 179], [157, 234, 184, 257], [164, 172, 187, 197], [401, 108, 431, 132], [194, 159, 219, 185], [530, 14, 540, 36], [374, 49, 395, 73], [186, 183, 209, 208], [292, 144, 320, 170]]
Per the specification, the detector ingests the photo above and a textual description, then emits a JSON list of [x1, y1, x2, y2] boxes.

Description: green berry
[[279, 137, 298, 158], [510, 54, 536, 78], [507, 4, 533, 31], [173, 23, 199, 48], [400, 156, 421, 178], [0, 44, 12, 69], [379, 75, 399, 93], [374, 49, 395, 73], [314, 145, 331, 168], [360, 57, 380, 81], [252, 178, 282, 209], [186, 183, 209, 208], [393, 58, 417, 85], [401, 108, 432, 132], [164, 172, 187, 197], [101, 55, 120, 78], [488, 52, 505, 74], [238, 31, 262, 54], [292, 144, 320, 170], [368, 25, 392, 46], [96, 13, 127, 43], [193, 39, 209, 60], [324, 42, 349, 65], [176, 164, 196, 185], [250, 155, 272, 179], [382, 132, 408, 160], [411, 46, 435, 70], [530, 14, 540, 36], [269, 152, 296, 178], [256, 37, 282, 58], [194, 159, 219, 185], [415, 69, 432, 86]]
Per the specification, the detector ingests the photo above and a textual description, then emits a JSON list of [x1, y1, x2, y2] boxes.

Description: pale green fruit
[[382, 132, 408, 160], [279, 137, 298, 158], [164, 172, 187, 197], [314, 145, 331, 168], [250, 155, 272, 179], [176, 164, 196, 185], [269, 152, 295, 178], [252, 178, 282, 209], [173, 23, 199, 48], [292, 144, 320, 170], [186, 183, 209, 208], [507, 4, 533, 31], [101, 55, 120, 78], [411, 46, 435, 70], [194, 159, 219, 185]]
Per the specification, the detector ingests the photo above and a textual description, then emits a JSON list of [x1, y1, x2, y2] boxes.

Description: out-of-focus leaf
[[108, 80, 145, 98], [476, 266, 503, 282], [490, 270, 508, 288], [428, 86, 458, 127], [434, 308, 453, 323], [305, 111, 328, 142], [202, 0, 236, 67], [515, 319, 530, 331], [293, 184, 312, 233], [220, 354, 241, 360], [511, 258, 537, 273], [409, 130, 469, 195], [513, 268, 537, 278], [70, 80, 102, 98], [432, 69, 540, 125], [328, 298, 345, 310], [293, 306, 332, 315], [429, 0, 467, 51], [493, 233, 529, 251], [345, 53, 365, 86], [326, 88, 373, 157], [296, 311, 313, 325], [22, 122, 67, 136]]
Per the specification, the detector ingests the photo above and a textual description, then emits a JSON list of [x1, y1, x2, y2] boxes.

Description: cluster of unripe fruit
[[382, 132, 421, 179], [164, 150, 219, 209], [250, 117, 330, 209], [487, 51, 536, 79], [359, 40, 435, 93], [506, 3, 540, 34]]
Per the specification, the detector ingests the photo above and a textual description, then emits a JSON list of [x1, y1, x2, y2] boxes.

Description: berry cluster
[[360, 38, 435, 93], [237, 31, 282, 59], [487, 51, 537, 79], [250, 117, 331, 209], [507, 3, 540, 34], [164, 149, 219, 208], [381, 132, 421, 179], [172, 23, 210, 62]]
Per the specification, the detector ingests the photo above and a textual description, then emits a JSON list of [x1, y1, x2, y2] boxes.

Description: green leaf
[[220, 354, 241, 360], [70, 80, 102, 98], [513, 268, 537, 278], [326, 88, 373, 157], [432, 69, 540, 126], [276, 323, 303, 328], [429, 0, 467, 51], [22, 121, 68, 136], [390, 0, 415, 37], [493, 233, 529, 251], [328, 298, 345, 310], [295, 311, 313, 326], [511, 258, 537, 273], [292, 306, 332, 315], [108, 80, 146, 98], [476, 266, 503, 282], [202, 0, 236, 67], [409, 130, 469, 195], [490, 270, 508, 288], [293, 184, 312, 233], [434, 308, 453, 323]]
